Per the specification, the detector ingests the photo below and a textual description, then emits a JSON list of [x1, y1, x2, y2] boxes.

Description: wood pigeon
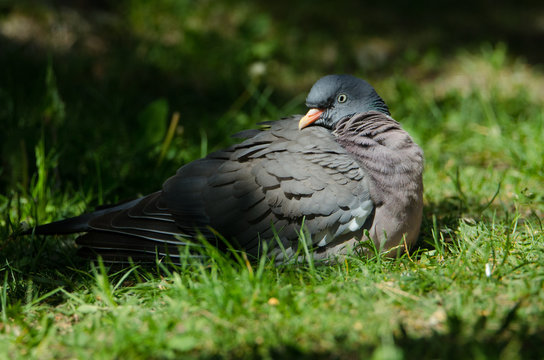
[[25, 75, 424, 262]]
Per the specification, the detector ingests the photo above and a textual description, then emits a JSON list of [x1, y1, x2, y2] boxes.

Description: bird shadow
[[411, 182, 531, 259]]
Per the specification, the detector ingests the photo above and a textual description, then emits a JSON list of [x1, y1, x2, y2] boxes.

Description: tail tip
[[16, 221, 33, 236]]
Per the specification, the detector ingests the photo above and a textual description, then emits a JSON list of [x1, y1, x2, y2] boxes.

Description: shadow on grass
[[1, 233, 89, 294], [260, 302, 543, 359], [413, 187, 515, 255], [208, 321, 544, 359], [394, 319, 544, 359]]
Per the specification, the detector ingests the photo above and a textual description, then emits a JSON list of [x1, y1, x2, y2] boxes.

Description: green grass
[[2, 2, 544, 358]]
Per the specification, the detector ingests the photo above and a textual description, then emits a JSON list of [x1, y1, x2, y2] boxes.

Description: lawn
[[1, 1, 544, 359]]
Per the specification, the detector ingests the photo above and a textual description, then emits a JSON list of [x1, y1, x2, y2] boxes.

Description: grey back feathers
[[26, 75, 424, 262], [162, 117, 374, 254]]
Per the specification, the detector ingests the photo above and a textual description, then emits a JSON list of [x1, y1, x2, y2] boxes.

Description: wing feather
[[78, 116, 374, 259]]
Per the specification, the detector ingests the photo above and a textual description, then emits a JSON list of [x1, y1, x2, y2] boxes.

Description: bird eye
[[337, 94, 347, 103]]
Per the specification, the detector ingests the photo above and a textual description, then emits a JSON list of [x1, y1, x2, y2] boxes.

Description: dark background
[[1, 0, 543, 202]]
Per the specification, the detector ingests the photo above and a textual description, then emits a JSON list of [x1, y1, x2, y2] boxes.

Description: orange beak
[[298, 108, 324, 130]]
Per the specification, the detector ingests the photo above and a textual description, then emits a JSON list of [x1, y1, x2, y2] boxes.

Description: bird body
[[26, 75, 424, 262]]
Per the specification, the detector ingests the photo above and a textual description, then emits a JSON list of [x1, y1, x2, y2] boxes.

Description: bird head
[[299, 74, 390, 130]]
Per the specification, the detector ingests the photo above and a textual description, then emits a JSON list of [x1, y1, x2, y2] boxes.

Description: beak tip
[[298, 108, 324, 130]]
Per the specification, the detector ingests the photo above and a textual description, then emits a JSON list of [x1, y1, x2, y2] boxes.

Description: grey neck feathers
[[333, 111, 424, 204], [368, 97, 390, 116]]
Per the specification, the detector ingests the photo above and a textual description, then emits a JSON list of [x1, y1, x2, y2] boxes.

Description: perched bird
[[26, 75, 424, 262]]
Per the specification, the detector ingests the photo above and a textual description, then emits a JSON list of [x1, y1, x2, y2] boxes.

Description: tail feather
[[21, 193, 201, 264], [76, 231, 193, 253], [76, 231, 205, 264], [76, 247, 204, 264], [24, 198, 143, 235]]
